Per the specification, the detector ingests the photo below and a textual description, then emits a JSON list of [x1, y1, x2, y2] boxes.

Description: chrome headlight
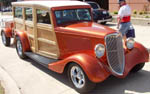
[[126, 38, 135, 49], [95, 44, 105, 58]]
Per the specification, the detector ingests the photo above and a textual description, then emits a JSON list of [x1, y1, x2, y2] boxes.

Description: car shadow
[[25, 59, 71, 86], [25, 59, 150, 94], [9, 44, 15, 48], [90, 70, 150, 94]]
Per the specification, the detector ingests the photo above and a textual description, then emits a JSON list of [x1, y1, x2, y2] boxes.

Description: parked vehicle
[[0, 16, 13, 46], [1, 7, 12, 12], [0, 1, 149, 93], [87, 1, 112, 24]]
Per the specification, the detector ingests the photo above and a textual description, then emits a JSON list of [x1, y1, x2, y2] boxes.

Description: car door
[[35, 9, 60, 59]]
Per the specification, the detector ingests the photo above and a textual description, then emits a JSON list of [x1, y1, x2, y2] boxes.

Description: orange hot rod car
[[0, 1, 149, 93]]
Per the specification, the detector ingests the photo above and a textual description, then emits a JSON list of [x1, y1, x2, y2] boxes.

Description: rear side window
[[25, 8, 33, 21], [36, 9, 51, 24], [14, 7, 23, 18]]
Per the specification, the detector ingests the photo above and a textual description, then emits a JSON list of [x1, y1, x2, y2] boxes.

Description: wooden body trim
[[12, 4, 60, 59]]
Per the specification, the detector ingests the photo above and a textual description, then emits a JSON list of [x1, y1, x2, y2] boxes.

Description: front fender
[[121, 42, 149, 78], [16, 31, 30, 52], [48, 53, 110, 83]]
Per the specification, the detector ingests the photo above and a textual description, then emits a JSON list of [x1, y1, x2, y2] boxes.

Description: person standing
[[117, 0, 133, 40]]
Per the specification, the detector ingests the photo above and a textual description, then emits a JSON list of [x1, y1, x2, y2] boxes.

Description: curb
[[0, 66, 21, 94], [112, 16, 150, 26]]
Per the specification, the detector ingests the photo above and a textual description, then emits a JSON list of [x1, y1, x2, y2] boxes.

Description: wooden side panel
[[37, 29, 55, 41], [38, 41, 58, 56], [28, 37, 35, 51], [14, 18, 24, 31], [26, 26, 34, 35], [25, 21, 35, 52], [15, 23, 24, 30], [36, 24, 58, 58]]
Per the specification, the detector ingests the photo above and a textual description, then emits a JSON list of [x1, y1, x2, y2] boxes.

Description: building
[[109, 0, 150, 12]]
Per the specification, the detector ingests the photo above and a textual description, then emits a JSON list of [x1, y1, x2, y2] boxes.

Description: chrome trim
[[70, 66, 85, 89], [97, 18, 112, 23], [94, 43, 105, 58], [105, 33, 125, 76]]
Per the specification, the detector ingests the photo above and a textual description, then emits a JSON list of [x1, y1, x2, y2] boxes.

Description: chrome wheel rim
[[1, 32, 6, 45], [17, 40, 23, 56], [70, 66, 85, 89]]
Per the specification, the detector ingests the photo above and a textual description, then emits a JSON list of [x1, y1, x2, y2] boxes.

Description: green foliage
[[0, 0, 16, 6], [145, 15, 150, 18], [114, 11, 118, 14], [133, 10, 137, 14], [139, 11, 144, 15]]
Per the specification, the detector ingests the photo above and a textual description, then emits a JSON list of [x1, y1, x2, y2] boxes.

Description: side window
[[14, 7, 23, 19], [37, 9, 51, 24], [25, 8, 33, 21]]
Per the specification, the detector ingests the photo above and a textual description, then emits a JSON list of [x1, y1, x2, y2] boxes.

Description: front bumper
[[97, 18, 112, 23]]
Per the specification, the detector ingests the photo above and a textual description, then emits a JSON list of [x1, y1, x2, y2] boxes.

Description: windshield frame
[[53, 8, 93, 26]]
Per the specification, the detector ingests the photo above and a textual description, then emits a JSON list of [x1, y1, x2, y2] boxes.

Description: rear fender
[[48, 53, 110, 83], [1, 28, 12, 37], [16, 31, 30, 52]]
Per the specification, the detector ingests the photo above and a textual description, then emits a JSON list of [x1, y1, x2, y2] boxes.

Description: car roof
[[12, 1, 90, 9]]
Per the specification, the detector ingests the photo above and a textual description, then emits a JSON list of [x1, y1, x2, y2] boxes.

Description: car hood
[[56, 22, 117, 38]]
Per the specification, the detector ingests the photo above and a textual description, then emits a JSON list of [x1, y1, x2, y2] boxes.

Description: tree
[[0, 0, 17, 6]]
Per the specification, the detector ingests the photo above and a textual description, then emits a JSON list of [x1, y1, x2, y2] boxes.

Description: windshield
[[88, 2, 100, 9], [55, 8, 91, 25]]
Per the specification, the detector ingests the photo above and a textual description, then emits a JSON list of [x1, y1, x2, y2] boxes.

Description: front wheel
[[1, 31, 11, 46], [68, 63, 96, 93], [131, 63, 145, 73], [16, 37, 27, 59]]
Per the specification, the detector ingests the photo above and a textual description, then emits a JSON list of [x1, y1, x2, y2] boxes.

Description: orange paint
[[16, 31, 30, 52], [2, 22, 14, 37], [3, 4, 149, 84]]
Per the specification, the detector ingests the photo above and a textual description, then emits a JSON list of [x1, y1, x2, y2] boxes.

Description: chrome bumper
[[97, 18, 112, 23]]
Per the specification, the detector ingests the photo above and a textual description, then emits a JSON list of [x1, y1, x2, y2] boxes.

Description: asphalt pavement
[[0, 22, 150, 94]]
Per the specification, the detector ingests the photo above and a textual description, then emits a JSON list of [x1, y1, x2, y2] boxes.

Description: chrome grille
[[105, 33, 125, 75]]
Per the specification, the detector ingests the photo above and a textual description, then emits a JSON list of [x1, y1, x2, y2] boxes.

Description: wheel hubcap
[[17, 40, 23, 56], [70, 66, 85, 89], [1, 32, 6, 44]]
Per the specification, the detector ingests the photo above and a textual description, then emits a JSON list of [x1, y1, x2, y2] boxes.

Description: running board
[[25, 52, 58, 68]]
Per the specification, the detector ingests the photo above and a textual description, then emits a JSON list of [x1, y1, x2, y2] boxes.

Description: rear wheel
[[68, 63, 96, 93], [131, 63, 145, 73], [1, 31, 11, 46], [16, 37, 27, 59]]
